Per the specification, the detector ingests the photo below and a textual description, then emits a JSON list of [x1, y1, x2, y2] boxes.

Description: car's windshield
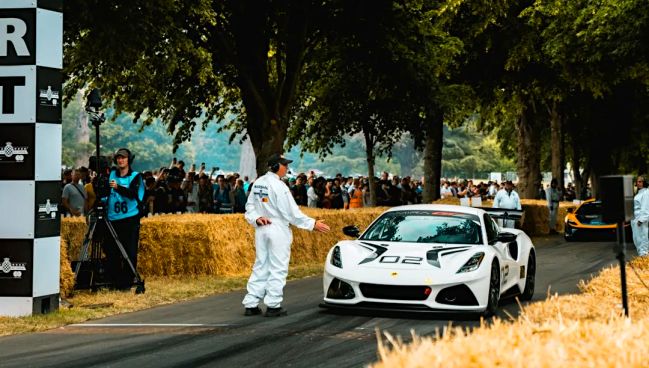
[[360, 210, 483, 244], [576, 202, 610, 225]]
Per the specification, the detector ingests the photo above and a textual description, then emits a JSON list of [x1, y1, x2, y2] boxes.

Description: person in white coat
[[632, 175, 649, 257], [242, 154, 330, 317], [545, 178, 561, 234], [492, 180, 521, 228]]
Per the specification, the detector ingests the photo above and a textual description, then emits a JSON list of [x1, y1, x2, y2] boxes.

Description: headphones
[[270, 163, 280, 173], [113, 148, 135, 165]]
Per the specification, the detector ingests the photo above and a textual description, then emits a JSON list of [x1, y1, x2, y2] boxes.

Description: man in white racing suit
[[492, 180, 521, 228], [632, 175, 649, 257], [242, 154, 330, 317]]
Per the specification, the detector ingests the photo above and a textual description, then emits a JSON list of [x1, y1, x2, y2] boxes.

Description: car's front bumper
[[564, 223, 631, 241], [322, 265, 491, 313]]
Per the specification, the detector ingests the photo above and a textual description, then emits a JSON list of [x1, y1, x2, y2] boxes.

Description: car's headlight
[[456, 252, 485, 273], [331, 246, 343, 268]]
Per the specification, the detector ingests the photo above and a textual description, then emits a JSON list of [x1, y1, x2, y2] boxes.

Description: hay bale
[[59, 238, 75, 298], [61, 209, 387, 280], [60, 200, 578, 286], [373, 316, 649, 368], [372, 254, 649, 368], [519, 200, 577, 235]]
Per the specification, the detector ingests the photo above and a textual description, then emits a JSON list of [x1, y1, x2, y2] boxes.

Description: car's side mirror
[[496, 232, 517, 243], [343, 225, 360, 238], [567, 208, 575, 214]]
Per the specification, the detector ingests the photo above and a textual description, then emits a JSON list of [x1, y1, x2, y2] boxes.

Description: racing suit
[[242, 171, 316, 309], [492, 189, 521, 228], [632, 188, 649, 256]]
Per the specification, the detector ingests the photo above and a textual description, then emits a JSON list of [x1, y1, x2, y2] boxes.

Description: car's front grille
[[359, 283, 431, 301]]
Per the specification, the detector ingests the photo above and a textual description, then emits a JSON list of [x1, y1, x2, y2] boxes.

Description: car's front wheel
[[483, 261, 500, 317], [564, 224, 576, 241], [521, 251, 536, 301]]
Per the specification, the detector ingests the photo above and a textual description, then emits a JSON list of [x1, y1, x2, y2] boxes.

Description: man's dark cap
[[114, 148, 130, 158], [268, 153, 293, 167], [505, 180, 514, 185]]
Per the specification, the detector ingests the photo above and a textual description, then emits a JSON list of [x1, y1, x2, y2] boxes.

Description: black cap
[[267, 153, 293, 167], [114, 148, 130, 158]]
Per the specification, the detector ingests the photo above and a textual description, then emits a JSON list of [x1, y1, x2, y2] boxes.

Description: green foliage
[[440, 125, 515, 178], [61, 0, 649, 185], [61, 97, 242, 171]]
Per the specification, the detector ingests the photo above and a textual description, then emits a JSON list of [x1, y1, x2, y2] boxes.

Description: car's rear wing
[[478, 207, 524, 221]]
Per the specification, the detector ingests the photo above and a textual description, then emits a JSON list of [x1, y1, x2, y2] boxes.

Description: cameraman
[[103, 148, 145, 290]]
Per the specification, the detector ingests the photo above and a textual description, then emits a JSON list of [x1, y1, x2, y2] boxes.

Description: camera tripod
[[73, 204, 145, 294]]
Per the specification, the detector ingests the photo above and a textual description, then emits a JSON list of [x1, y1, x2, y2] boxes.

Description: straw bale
[[61, 209, 387, 280], [518, 199, 575, 235], [59, 238, 75, 298], [522, 256, 649, 322], [374, 316, 649, 368], [59, 201, 576, 287], [60, 200, 577, 279], [61, 216, 88, 258], [373, 253, 649, 367]]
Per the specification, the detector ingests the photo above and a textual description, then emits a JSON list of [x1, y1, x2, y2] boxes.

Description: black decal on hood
[[359, 242, 388, 264]]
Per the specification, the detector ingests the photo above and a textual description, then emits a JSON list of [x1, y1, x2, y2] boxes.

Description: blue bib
[[107, 170, 144, 220]]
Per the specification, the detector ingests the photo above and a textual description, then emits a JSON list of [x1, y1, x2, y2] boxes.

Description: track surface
[[0, 236, 633, 368]]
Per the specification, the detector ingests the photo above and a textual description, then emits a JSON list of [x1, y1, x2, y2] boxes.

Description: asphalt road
[[0, 236, 634, 368]]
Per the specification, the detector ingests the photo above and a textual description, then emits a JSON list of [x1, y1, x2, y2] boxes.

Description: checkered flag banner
[[0, 0, 63, 317]]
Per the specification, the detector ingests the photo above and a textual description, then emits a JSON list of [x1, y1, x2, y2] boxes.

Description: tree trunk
[[239, 80, 290, 178], [571, 144, 583, 200], [364, 129, 377, 206], [392, 136, 416, 177], [229, 1, 308, 178], [515, 106, 542, 199], [249, 120, 287, 178], [588, 140, 613, 200], [422, 116, 443, 203], [549, 102, 565, 190]]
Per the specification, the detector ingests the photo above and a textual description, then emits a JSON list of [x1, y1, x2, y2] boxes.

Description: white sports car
[[321, 204, 535, 316]]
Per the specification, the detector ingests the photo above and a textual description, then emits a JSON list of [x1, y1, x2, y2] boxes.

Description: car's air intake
[[359, 283, 431, 301]]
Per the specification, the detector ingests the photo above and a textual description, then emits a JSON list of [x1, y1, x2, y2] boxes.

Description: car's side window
[[484, 214, 498, 243]]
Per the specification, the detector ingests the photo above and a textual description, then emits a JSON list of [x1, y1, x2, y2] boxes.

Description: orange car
[[564, 199, 631, 241]]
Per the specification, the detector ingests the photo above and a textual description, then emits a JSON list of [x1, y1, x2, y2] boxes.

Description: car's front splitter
[[322, 267, 492, 312]]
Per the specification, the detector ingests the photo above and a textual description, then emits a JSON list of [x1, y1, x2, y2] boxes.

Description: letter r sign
[[0, 9, 35, 65], [0, 18, 30, 57]]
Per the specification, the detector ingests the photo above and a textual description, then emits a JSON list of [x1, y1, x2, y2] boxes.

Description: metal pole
[[616, 221, 629, 316]]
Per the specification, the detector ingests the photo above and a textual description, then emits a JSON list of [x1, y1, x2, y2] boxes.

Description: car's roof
[[383, 204, 485, 217]]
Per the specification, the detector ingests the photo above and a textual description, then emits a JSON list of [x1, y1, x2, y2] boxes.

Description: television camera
[[73, 88, 145, 294]]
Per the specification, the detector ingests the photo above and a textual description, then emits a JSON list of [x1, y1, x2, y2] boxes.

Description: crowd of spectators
[[59, 158, 591, 217]]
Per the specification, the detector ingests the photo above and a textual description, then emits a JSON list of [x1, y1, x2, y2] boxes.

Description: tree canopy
[[63, 0, 649, 197]]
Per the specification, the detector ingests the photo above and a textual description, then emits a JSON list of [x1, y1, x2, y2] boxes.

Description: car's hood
[[335, 239, 484, 270]]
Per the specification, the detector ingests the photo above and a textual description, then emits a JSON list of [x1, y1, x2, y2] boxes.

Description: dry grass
[[0, 263, 322, 337], [372, 257, 649, 368], [374, 317, 649, 368]]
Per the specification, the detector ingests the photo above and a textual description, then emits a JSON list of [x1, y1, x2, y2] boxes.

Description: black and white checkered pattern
[[0, 0, 62, 316]]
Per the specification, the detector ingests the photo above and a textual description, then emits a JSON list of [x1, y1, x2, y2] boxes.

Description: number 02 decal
[[379, 256, 423, 265]]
